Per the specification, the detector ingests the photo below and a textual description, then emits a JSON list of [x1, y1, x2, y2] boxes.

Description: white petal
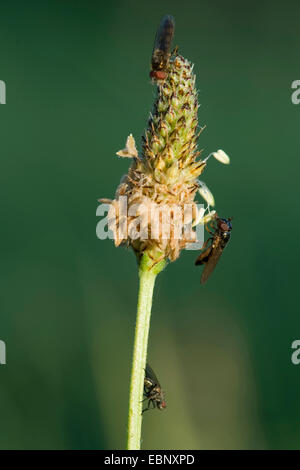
[[126, 134, 138, 157], [192, 206, 206, 227], [116, 133, 138, 158], [198, 181, 215, 207], [212, 149, 230, 164]]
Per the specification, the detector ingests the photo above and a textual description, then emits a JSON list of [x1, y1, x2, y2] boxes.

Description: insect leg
[[149, 399, 156, 409], [205, 220, 217, 234], [142, 399, 154, 415], [200, 237, 213, 251]]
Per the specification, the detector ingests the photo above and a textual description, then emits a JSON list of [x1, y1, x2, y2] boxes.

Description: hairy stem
[[127, 253, 166, 450]]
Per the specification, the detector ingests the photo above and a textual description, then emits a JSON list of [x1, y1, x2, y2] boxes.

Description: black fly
[[143, 363, 166, 413], [150, 15, 175, 81], [195, 215, 232, 284]]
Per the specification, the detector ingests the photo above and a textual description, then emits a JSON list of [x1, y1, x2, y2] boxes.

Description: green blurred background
[[0, 0, 299, 449]]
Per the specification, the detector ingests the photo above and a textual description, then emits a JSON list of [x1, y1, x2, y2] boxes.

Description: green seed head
[[101, 51, 229, 264]]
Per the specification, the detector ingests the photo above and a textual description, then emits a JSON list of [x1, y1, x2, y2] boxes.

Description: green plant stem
[[127, 253, 166, 450]]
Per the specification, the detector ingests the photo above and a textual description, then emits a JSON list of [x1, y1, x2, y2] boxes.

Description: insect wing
[[153, 15, 174, 56], [200, 242, 225, 284], [151, 15, 175, 75], [145, 363, 160, 387]]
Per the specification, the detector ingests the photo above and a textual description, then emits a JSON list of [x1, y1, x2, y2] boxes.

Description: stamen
[[198, 180, 215, 207], [203, 149, 230, 165]]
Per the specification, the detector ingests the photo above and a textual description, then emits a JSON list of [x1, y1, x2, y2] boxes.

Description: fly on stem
[[143, 363, 166, 413]]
